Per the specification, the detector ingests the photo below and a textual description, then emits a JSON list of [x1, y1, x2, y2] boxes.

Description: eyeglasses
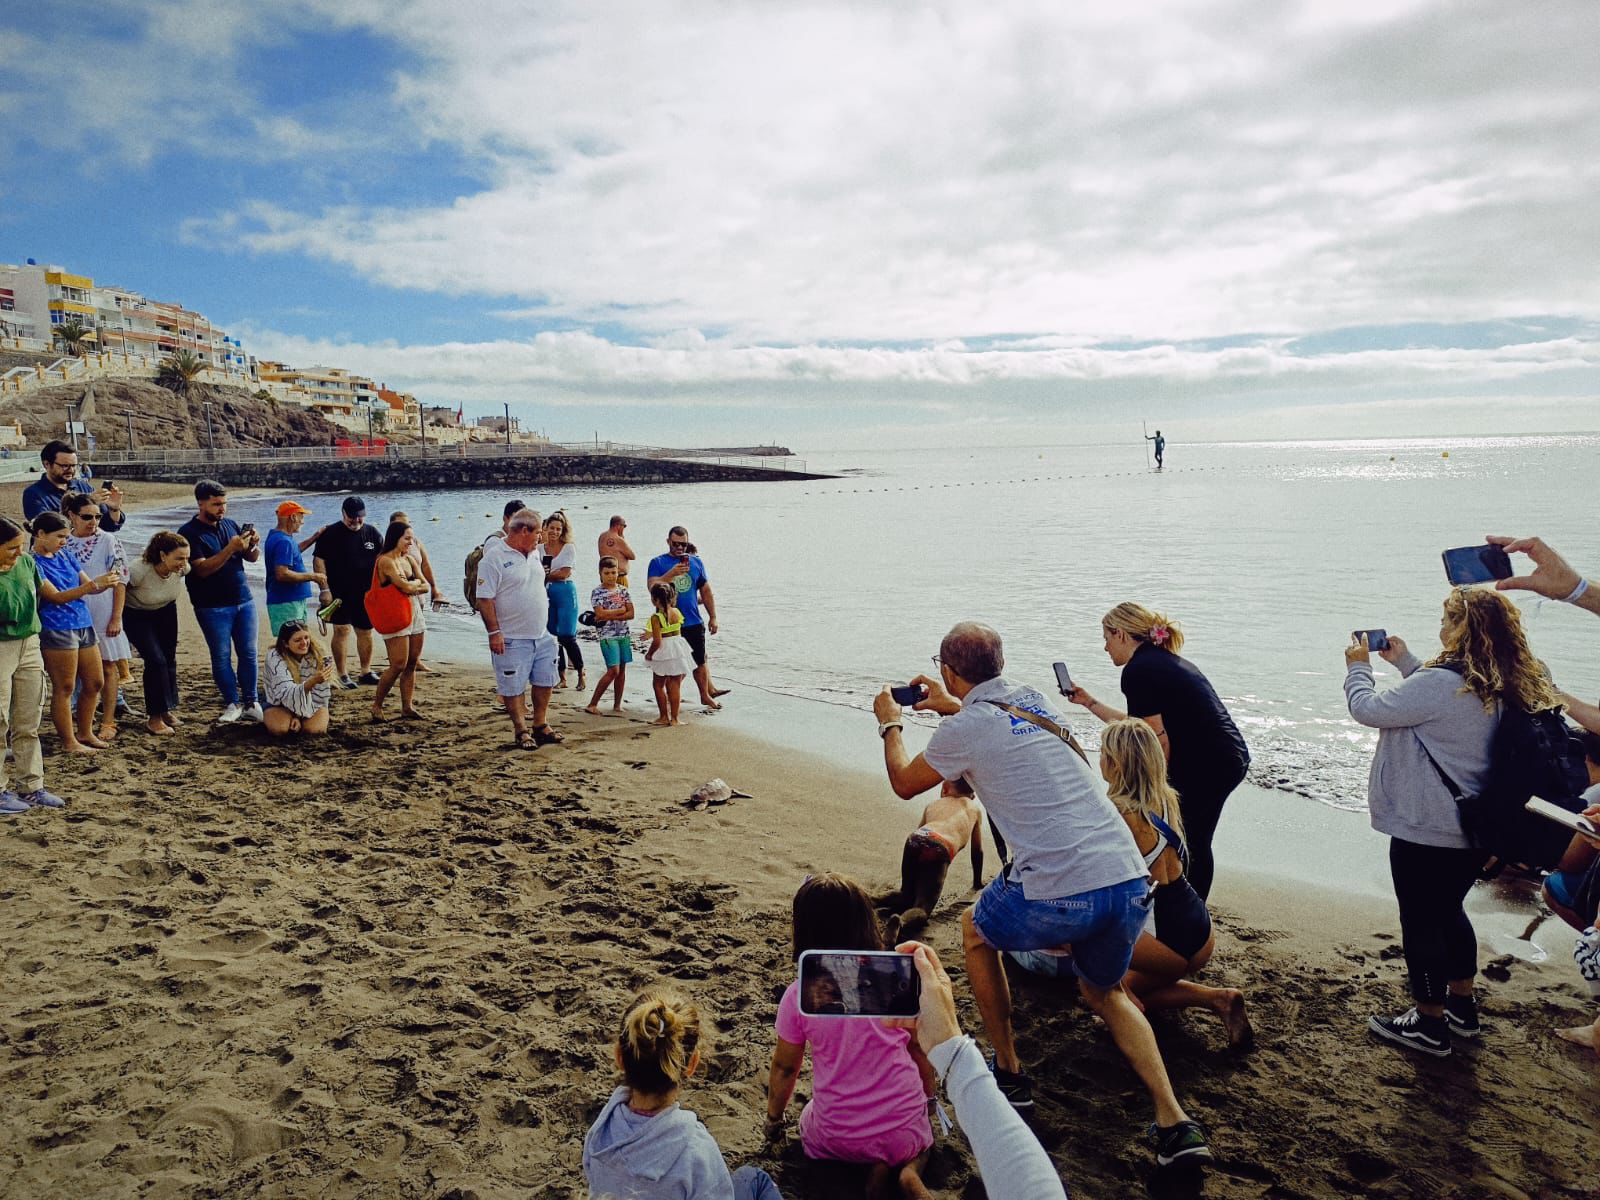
[[931, 655, 942, 667]]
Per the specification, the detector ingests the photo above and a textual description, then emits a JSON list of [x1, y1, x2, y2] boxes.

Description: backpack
[[462, 532, 502, 608], [1422, 701, 1589, 874]]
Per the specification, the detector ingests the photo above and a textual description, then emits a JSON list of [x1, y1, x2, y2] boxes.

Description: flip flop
[[533, 725, 565, 746]]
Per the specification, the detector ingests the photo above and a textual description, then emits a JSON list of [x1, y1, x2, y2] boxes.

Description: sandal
[[533, 725, 565, 746], [515, 729, 538, 750]]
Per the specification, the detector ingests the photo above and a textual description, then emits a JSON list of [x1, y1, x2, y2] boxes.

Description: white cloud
[[195, 0, 1600, 344]]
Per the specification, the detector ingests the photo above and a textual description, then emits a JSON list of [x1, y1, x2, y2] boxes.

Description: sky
[[2, 0, 1596, 450]]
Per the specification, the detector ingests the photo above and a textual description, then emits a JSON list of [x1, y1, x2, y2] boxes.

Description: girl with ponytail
[[584, 987, 783, 1199]]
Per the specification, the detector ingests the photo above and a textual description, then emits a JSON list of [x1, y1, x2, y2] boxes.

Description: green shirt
[[0, 554, 42, 640]]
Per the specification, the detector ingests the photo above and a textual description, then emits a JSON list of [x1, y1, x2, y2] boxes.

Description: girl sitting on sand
[[584, 986, 783, 1199], [765, 873, 936, 1200], [262, 620, 334, 736], [644, 581, 693, 726], [1007, 718, 1251, 1048]]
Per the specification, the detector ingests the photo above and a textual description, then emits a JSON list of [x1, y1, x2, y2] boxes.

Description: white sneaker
[[240, 703, 265, 723], [217, 703, 244, 724]]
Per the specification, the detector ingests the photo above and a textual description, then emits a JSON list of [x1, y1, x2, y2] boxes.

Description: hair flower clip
[[1150, 625, 1170, 646]]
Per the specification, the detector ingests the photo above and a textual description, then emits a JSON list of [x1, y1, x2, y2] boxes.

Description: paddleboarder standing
[[1146, 428, 1166, 470]]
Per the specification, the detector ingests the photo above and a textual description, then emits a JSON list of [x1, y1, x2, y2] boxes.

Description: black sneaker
[[1368, 1007, 1451, 1057], [1443, 994, 1481, 1039], [338, 675, 357, 690], [986, 1054, 1034, 1109], [1148, 1119, 1214, 1167], [357, 670, 382, 685]]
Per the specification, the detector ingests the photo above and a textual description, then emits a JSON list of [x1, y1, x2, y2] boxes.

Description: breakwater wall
[[106, 453, 829, 490]]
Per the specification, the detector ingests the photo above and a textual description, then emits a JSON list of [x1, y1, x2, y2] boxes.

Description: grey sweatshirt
[[583, 1087, 734, 1200], [1344, 651, 1498, 849]]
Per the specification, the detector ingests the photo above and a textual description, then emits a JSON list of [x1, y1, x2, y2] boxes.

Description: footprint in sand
[[157, 1100, 303, 1164]]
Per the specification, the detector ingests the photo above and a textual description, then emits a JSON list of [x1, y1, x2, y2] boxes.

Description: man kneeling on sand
[[873, 621, 1215, 1168]]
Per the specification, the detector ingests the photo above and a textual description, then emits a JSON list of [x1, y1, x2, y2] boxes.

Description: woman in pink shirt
[[765, 873, 936, 1198]]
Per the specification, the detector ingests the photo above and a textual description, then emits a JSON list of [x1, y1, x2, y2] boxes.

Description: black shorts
[[681, 622, 707, 667], [330, 592, 372, 631]]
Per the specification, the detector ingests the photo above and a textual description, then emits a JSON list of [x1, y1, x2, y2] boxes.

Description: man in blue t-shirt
[[646, 525, 725, 709], [263, 500, 327, 635], [177, 479, 263, 724], [22, 440, 125, 531]]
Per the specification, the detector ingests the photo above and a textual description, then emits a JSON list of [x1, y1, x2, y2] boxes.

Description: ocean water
[[124, 435, 1600, 813]]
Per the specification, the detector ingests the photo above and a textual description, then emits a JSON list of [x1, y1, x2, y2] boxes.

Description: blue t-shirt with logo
[[264, 529, 312, 606], [646, 553, 708, 627]]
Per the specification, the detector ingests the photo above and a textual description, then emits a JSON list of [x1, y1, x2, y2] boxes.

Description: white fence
[[0, 350, 254, 397]]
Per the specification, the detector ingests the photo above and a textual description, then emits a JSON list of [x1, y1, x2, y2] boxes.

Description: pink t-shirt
[[775, 979, 928, 1153]]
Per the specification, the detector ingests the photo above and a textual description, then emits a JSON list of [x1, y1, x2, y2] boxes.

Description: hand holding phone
[[1353, 629, 1389, 652], [1524, 797, 1598, 838], [798, 950, 921, 1017], [889, 683, 928, 706], [1052, 661, 1073, 695], [1442, 544, 1513, 586]]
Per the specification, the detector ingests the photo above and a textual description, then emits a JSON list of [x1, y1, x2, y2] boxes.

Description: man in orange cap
[[264, 500, 327, 635]]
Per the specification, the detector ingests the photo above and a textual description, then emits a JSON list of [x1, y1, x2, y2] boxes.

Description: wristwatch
[[878, 721, 903, 739]]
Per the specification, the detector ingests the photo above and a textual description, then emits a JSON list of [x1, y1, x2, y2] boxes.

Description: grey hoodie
[[583, 1087, 734, 1200], [1345, 651, 1498, 849]]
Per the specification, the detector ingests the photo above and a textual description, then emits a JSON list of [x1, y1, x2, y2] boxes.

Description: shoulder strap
[[980, 700, 1091, 766], [1415, 734, 1464, 801]]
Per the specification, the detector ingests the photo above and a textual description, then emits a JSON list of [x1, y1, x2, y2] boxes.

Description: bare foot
[[415, 661, 433, 673], [701, 698, 722, 711], [80, 734, 112, 750], [1556, 1022, 1599, 1051], [557, 674, 569, 690], [651, 717, 672, 726], [1221, 990, 1254, 1050], [165, 714, 182, 728], [610, 703, 625, 714], [370, 708, 387, 722], [584, 704, 602, 715], [669, 718, 681, 726], [64, 741, 98, 755], [146, 719, 175, 737], [98, 725, 118, 742], [576, 674, 587, 691]]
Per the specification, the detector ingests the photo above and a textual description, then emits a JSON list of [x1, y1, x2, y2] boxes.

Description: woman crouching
[[262, 619, 333, 736]]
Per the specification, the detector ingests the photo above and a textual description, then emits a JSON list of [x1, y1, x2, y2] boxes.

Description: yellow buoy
[[1442, 451, 1449, 459]]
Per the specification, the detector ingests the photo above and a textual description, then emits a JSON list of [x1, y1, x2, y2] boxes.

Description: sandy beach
[[1, 486, 1597, 1199]]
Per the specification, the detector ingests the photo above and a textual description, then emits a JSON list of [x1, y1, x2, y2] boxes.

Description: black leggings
[[1174, 763, 1246, 901], [1390, 837, 1482, 1005], [556, 635, 584, 674], [122, 603, 179, 716]]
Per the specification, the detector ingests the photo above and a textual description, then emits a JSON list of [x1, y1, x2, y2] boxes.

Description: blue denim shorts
[[971, 872, 1152, 989], [491, 636, 559, 696]]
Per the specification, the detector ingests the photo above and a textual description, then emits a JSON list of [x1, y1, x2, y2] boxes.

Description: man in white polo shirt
[[873, 621, 1213, 1169], [475, 510, 561, 749]]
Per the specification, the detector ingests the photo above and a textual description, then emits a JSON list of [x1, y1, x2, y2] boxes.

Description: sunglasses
[[280, 620, 309, 634]]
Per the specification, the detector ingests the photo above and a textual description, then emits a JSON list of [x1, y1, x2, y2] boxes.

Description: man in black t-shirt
[[313, 495, 384, 687]]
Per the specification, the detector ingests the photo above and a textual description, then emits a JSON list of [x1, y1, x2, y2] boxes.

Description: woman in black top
[[1068, 602, 1250, 900]]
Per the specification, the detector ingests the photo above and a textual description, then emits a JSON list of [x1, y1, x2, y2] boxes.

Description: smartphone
[[797, 950, 920, 1018], [1353, 629, 1389, 651], [240, 522, 256, 536], [1442, 545, 1513, 586], [1052, 661, 1073, 694], [889, 683, 927, 706], [1524, 797, 1597, 837]]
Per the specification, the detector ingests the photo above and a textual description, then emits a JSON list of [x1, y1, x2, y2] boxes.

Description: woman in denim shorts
[[31, 512, 118, 756]]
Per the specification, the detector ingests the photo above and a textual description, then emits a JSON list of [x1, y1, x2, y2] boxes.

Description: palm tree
[[52, 319, 92, 357], [157, 350, 206, 395]]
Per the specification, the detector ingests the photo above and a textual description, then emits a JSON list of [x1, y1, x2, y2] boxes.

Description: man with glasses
[[23, 440, 125, 532], [647, 526, 727, 711], [872, 622, 1214, 1168], [178, 479, 263, 724]]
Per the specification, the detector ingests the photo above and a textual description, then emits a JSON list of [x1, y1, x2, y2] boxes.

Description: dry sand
[[1, 486, 1597, 1198]]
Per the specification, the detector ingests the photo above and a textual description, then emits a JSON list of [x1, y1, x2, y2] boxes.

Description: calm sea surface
[[126, 435, 1600, 813]]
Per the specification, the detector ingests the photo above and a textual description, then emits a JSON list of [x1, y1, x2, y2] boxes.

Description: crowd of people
[[2, 443, 1596, 1197], [578, 532, 1600, 1199], [0, 458, 728, 811]]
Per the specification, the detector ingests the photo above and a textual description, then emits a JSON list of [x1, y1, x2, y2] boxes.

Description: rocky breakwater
[[110, 452, 831, 490]]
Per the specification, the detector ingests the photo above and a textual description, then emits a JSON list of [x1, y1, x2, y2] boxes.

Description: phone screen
[[1354, 629, 1388, 651], [797, 950, 920, 1018], [1442, 545, 1513, 586], [1052, 661, 1073, 693], [889, 683, 926, 706]]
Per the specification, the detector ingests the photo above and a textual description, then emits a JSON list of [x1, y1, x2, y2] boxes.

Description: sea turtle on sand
[[682, 778, 753, 810]]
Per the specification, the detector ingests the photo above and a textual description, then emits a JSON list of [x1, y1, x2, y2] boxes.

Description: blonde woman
[[262, 619, 333, 736], [1069, 602, 1250, 901], [542, 510, 584, 690], [1345, 586, 1558, 1057], [1099, 719, 1251, 1049]]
